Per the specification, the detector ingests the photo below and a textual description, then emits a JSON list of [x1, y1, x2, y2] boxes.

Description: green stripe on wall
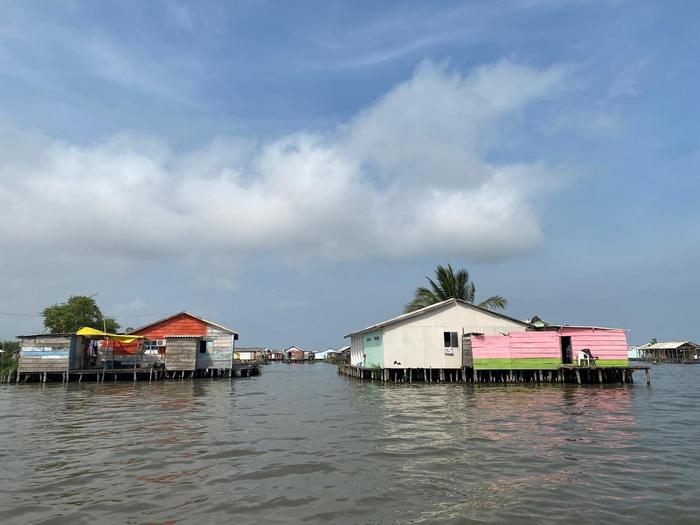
[[473, 358, 629, 369], [595, 359, 629, 367], [473, 358, 561, 370]]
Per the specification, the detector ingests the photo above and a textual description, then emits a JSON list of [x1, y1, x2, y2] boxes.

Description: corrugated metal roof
[[535, 325, 625, 331], [344, 298, 530, 338], [133, 311, 238, 335], [16, 333, 73, 338], [639, 341, 700, 350]]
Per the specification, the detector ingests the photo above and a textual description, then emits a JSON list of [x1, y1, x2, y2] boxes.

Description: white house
[[314, 348, 337, 360], [345, 299, 530, 370]]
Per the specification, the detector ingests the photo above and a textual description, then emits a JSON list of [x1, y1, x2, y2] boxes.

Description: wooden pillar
[[439, 369, 445, 383], [575, 369, 581, 385], [597, 368, 603, 384], [645, 368, 650, 385], [622, 370, 627, 384]]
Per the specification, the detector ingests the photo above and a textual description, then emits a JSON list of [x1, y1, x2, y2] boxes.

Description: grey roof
[[344, 298, 530, 338], [17, 333, 73, 338], [639, 341, 700, 350], [133, 311, 238, 335]]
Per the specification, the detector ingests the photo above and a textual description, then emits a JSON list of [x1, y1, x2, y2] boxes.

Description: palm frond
[[405, 264, 509, 314], [477, 295, 508, 311]]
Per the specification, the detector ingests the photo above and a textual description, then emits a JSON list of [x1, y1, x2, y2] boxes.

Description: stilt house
[[129, 312, 239, 372], [346, 299, 530, 369], [346, 299, 629, 371]]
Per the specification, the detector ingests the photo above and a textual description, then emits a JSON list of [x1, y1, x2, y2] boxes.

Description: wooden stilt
[[645, 368, 650, 385], [575, 369, 581, 385], [79, 373, 83, 383]]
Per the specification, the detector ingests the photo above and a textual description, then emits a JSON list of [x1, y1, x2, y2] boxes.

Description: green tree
[[42, 295, 120, 333], [405, 264, 508, 313], [0, 340, 20, 373]]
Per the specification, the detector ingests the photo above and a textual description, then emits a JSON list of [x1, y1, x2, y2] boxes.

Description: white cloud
[[0, 59, 568, 267]]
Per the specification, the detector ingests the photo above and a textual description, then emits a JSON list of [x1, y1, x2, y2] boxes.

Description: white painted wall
[[350, 334, 364, 366], [382, 302, 528, 369]]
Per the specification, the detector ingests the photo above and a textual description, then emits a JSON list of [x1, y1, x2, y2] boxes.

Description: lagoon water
[[0, 363, 699, 524]]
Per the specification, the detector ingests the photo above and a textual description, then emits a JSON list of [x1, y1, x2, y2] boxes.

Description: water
[[0, 364, 698, 524]]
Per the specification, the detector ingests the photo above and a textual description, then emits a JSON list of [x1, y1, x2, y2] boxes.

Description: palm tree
[[404, 264, 508, 313]]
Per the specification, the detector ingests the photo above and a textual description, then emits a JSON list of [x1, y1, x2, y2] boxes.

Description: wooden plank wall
[[18, 336, 71, 372], [195, 326, 233, 370], [165, 338, 198, 371]]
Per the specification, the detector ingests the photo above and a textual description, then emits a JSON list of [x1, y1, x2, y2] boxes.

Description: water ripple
[[0, 364, 698, 524]]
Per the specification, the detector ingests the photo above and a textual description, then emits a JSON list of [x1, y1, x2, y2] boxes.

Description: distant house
[[235, 347, 265, 362], [638, 341, 700, 363], [266, 349, 284, 361], [314, 348, 337, 360], [284, 346, 305, 362]]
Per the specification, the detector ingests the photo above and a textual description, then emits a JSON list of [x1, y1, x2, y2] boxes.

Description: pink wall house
[[467, 327, 629, 370]]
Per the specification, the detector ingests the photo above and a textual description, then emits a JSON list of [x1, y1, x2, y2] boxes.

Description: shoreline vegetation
[[1, 340, 19, 373]]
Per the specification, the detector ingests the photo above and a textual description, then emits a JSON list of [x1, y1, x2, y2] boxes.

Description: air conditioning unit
[[156, 339, 166, 347]]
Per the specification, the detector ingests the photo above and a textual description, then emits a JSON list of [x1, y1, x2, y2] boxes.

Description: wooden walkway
[[2, 363, 260, 384], [339, 364, 650, 385]]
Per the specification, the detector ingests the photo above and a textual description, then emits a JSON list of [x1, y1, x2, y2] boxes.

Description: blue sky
[[0, 0, 698, 347]]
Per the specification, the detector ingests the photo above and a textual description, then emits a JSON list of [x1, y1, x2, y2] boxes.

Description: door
[[462, 335, 473, 367], [560, 336, 573, 364]]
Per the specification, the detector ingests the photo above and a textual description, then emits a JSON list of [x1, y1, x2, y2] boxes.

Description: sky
[[0, 0, 698, 347]]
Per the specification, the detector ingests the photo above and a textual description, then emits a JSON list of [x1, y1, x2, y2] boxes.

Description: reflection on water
[[0, 364, 698, 524]]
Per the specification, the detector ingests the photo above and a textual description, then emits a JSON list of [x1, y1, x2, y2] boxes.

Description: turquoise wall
[[362, 330, 384, 367]]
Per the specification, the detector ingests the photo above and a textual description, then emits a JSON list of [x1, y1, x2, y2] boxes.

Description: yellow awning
[[76, 327, 145, 343]]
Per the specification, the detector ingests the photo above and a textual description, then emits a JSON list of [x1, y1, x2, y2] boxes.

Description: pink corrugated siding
[[471, 335, 510, 358], [560, 328, 628, 360], [508, 332, 560, 358], [472, 332, 560, 359], [470, 329, 628, 362]]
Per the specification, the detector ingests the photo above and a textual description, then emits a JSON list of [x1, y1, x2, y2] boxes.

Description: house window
[[199, 340, 207, 353], [443, 332, 459, 348], [373, 336, 380, 341], [366, 337, 372, 342]]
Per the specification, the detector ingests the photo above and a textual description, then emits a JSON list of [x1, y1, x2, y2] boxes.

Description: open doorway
[[560, 336, 573, 364]]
